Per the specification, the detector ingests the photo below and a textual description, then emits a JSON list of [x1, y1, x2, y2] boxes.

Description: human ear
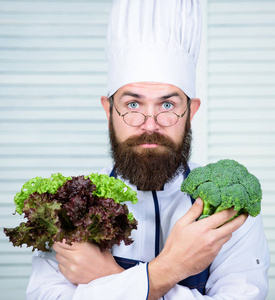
[[190, 98, 201, 121], [101, 96, 111, 121]]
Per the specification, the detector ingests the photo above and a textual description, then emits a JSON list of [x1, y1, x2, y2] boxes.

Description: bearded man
[[26, 0, 270, 299]]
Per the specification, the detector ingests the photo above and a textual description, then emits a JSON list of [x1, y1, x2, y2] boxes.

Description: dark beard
[[108, 115, 192, 191]]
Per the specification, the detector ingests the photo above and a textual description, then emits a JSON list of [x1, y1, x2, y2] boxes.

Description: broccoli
[[181, 159, 262, 220]]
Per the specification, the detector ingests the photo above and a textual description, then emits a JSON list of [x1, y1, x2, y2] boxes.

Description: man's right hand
[[148, 198, 248, 300], [53, 240, 124, 286]]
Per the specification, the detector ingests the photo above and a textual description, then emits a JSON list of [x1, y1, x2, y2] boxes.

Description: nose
[[140, 115, 160, 133]]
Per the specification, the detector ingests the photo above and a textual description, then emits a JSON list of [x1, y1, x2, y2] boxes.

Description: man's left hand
[[53, 241, 124, 285]]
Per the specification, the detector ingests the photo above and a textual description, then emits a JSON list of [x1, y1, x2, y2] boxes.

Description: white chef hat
[[106, 0, 202, 99]]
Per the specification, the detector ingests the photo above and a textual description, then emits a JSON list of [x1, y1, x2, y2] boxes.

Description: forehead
[[114, 82, 187, 100]]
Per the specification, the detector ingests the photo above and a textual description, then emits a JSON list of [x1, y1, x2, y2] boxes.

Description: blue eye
[[128, 102, 139, 109], [162, 102, 174, 110]]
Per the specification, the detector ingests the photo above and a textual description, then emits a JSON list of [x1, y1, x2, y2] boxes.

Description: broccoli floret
[[181, 166, 212, 195], [181, 159, 262, 220], [192, 182, 221, 218]]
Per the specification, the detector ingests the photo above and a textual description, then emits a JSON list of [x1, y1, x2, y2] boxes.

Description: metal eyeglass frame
[[109, 96, 191, 127]]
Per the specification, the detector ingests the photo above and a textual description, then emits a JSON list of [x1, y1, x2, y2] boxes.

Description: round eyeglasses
[[110, 97, 190, 127]]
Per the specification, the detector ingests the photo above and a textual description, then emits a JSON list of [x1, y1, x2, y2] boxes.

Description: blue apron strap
[[184, 165, 196, 204], [113, 256, 142, 269], [109, 167, 117, 179]]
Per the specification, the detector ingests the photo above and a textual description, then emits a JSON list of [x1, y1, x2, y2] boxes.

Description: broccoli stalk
[[181, 159, 262, 220]]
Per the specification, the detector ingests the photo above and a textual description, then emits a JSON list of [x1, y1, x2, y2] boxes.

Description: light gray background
[[0, 1, 274, 299]]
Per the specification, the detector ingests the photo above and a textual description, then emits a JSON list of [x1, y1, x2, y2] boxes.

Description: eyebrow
[[120, 91, 143, 99], [119, 91, 183, 100], [160, 92, 182, 100]]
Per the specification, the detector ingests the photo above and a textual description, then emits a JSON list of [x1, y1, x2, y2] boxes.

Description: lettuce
[[14, 173, 71, 215], [4, 173, 138, 252], [85, 173, 138, 205]]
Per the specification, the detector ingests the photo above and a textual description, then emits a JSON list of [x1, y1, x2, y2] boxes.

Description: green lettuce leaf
[[85, 173, 138, 204], [14, 173, 71, 215]]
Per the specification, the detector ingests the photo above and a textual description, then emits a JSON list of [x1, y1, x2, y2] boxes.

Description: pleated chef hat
[[105, 0, 202, 99]]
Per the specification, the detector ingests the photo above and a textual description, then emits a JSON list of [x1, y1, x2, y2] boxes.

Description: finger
[[53, 242, 71, 261], [52, 242, 61, 252], [201, 208, 239, 229], [180, 198, 204, 226], [57, 262, 77, 285], [55, 251, 69, 264], [58, 261, 66, 275], [53, 240, 76, 251], [53, 243, 76, 260], [217, 212, 248, 236]]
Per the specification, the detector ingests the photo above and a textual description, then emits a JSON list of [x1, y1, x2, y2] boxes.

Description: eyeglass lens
[[123, 111, 178, 127]]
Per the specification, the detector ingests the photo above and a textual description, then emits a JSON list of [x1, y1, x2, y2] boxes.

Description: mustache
[[123, 132, 176, 148]]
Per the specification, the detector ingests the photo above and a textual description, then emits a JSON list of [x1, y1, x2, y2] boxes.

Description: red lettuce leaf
[[4, 192, 62, 251], [4, 222, 54, 252]]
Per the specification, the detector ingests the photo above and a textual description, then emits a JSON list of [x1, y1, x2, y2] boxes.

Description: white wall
[[0, 1, 274, 299], [193, 1, 275, 299]]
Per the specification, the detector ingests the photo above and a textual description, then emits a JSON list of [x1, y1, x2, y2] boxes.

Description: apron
[[109, 167, 210, 296]]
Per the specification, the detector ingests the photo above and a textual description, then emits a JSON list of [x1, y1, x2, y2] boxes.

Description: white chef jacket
[[26, 163, 270, 300]]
